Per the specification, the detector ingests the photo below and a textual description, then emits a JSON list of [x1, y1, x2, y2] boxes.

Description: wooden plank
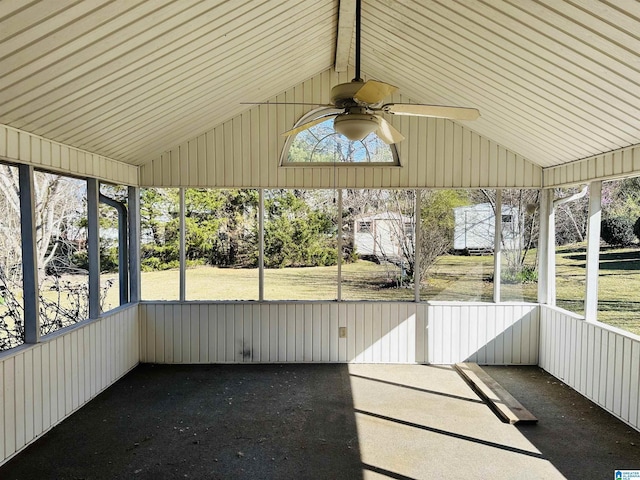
[[455, 363, 538, 425]]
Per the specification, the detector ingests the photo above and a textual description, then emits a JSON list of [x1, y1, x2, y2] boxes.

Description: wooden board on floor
[[455, 362, 538, 425]]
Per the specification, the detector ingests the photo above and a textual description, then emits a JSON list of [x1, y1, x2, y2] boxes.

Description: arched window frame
[[280, 107, 401, 167]]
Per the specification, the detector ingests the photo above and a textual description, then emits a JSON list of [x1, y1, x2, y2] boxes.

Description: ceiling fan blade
[[384, 103, 480, 120], [375, 117, 405, 144], [354, 80, 398, 104], [241, 102, 333, 106], [281, 114, 337, 137]]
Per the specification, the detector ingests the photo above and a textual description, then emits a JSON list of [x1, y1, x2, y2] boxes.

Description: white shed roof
[[1, 1, 639, 179]]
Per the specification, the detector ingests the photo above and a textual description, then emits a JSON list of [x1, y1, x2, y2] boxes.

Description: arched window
[[280, 108, 400, 166]]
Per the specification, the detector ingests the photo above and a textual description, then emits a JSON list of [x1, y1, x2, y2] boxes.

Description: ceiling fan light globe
[[333, 114, 379, 141]]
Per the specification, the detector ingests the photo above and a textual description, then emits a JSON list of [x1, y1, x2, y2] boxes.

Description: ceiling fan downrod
[[354, 0, 362, 82]]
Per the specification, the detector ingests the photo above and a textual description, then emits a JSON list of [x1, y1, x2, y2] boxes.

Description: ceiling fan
[[245, 0, 480, 144]]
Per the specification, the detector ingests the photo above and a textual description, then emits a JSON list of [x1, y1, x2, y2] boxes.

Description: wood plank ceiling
[[0, 0, 639, 169]]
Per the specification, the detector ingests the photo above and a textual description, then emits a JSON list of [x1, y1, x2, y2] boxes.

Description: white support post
[[87, 178, 100, 319], [585, 181, 602, 321], [493, 190, 502, 303], [18, 164, 40, 343], [537, 189, 556, 305], [259, 189, 264, 301], [414, 189, 421, 302], [128, 186, 141, 303], [179, 188, 186, 301], [337, 189, 343, 301]]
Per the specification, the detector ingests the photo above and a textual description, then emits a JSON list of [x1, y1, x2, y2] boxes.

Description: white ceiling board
[[0, 0, 639, 171], [0, 0, 338, 165], [360, 0, 640, 168]]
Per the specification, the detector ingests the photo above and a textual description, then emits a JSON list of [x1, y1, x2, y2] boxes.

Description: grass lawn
[[102, 244, 640, 337], [3, 244, 640, 346]]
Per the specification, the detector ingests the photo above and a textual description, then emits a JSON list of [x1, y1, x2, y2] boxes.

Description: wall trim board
[[543, 144, 640, 188], [0, 124, 139, 186]]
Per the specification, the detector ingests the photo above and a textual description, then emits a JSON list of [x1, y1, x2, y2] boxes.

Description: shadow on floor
[[484, 366, 640, 480], [0, 364, 363, 480]]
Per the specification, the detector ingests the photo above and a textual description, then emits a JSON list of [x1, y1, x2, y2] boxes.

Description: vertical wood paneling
[[544, 145, 640, 188], [0, 125, 138, 185], [139, 71, 542, 189], [0, 304, 139, 466], [4, 357, 16, 458], [139, 301, 538, 367], [539, 305, 640, 432], [427, 303, 539, 365]]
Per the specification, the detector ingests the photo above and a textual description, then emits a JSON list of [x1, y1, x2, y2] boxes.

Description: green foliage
[[140, 188, 260, 271], [601, 216, 636, 246], [501, 265, 538, 284], [421, 190, 468, 232], [417, 190, 469, 281], [264, 190, 337, 268], [604, 177, 640, 220], [634, 217, 640, 243]]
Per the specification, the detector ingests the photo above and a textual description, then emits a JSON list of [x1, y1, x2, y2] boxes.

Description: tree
[[476, 189, 540, 282], [0, 167, 87, 279], [287, 119, 394, 164], [342, 189, 468, 286], [264, 190, 337, 268], [0, 167, 112, 351], [417, 190, 469, 281], [554, 187, 589, 244]]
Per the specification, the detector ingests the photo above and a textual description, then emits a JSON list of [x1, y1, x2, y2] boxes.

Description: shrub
[[500, 265, 538, 284], [634, 217, 640, 243], [600, 217, 636, 246]]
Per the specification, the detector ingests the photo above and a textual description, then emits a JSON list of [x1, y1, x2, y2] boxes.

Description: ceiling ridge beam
[[334, 0, 356, 72]]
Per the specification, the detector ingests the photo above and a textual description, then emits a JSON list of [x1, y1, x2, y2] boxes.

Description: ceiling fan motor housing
[[330, 81, 367, 107]]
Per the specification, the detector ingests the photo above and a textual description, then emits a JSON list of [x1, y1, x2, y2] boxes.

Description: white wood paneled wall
[[139, 69, 542, 189], [139, 301, 540, 366], [0, 124, 138, 186], [539, 305, 640, 432], [543, 144, 640, 188], [428, 303, 539, 365], [0, 305, 139, 466], [140, 302, 427, 364]]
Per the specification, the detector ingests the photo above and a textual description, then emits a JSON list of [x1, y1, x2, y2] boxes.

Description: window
[[554, 186, 589, 314], [0, 164, 24, 350], [342, 190, 414, 301], [140, 188, 180, 300], [358, 221, 371, 233], [281, 110, 399, 166], [185, 189, 259, 300], [263, 189, 338, 300], [597, 179, 640, 336], [35, 171, 90, 336], [421, 190, 493, 301], [499, 190, 539, 302], [99, 183, 129, 311]]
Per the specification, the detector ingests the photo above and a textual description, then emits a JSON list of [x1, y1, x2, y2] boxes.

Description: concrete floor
[[1, 364, 639, 479]]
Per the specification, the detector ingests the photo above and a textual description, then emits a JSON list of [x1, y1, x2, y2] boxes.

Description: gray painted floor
[[1, 364, 639, 479]]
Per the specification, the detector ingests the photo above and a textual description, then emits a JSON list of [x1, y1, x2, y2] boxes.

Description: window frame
[[279, 107, 402, 167]]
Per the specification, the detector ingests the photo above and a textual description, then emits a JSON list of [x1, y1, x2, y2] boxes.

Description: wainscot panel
[[0, 305, 139, 466], [539, 305, 640, 432], [139, 301, 540, 366]]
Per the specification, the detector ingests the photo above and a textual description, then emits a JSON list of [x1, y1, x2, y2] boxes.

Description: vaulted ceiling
[[1, 0, 639, 170]]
